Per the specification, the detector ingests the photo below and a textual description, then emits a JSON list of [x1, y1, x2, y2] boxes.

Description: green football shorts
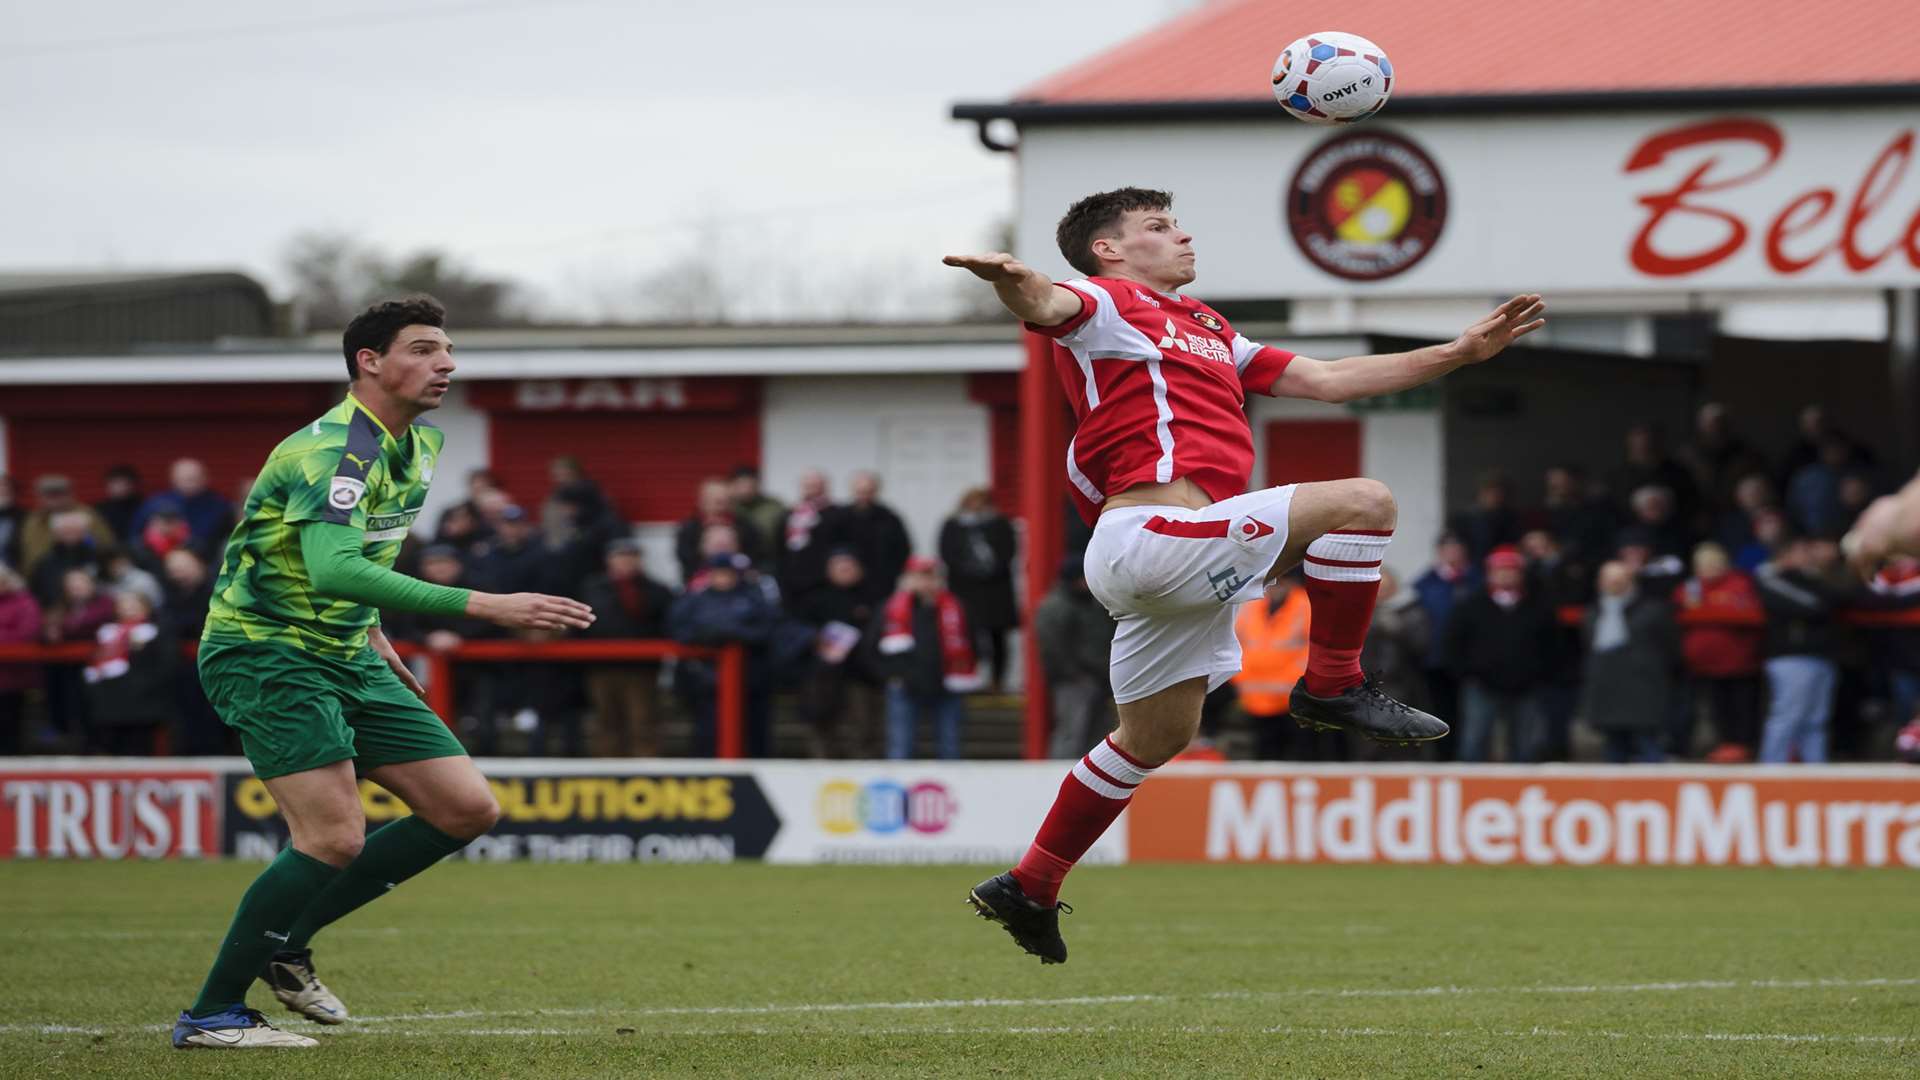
[[199, 640, 467, 780]]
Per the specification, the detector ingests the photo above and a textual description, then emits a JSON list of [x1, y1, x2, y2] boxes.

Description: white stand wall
[[760, 374, 991, 557]]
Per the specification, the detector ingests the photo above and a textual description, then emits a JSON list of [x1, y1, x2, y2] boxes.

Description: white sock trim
[[1071, 760, 1134, 800], [1088, 737, 1153, 786], [1306, 531, 1392, 563]]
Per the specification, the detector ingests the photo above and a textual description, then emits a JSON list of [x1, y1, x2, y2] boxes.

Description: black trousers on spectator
[[0, 692, 24, 755], [800, 661, 876, 759], [1695, 676, 1761, 750], [973, 627, 1012, 692]]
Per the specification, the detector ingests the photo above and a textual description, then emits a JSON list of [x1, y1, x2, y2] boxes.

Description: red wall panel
[[7, 414, 321, 505], [486, 411, 761, 524]]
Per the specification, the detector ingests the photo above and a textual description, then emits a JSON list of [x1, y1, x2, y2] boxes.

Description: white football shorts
[[1082, 485, 1298, 704]]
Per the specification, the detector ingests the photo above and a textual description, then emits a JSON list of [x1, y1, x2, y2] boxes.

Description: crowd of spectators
[[1225, 402, 1920, 765], [0, 456, 1020, 762], [2, 399, 1917, 765]]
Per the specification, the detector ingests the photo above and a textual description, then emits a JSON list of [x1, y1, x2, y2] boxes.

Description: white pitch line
[[337, 975, 1920, 1023], [4, 975, 1915, 1039], [332, 1024, 1920, 1046]]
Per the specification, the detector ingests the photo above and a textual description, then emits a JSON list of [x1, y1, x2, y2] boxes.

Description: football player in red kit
[[945, 187, 1545, 963]]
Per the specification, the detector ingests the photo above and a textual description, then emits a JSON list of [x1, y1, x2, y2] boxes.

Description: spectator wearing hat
[[1444, 545, 1556, 762], [18, 475, 115, 577], [1582, 561, 1679, 763], [130, 458, 234, 556], [670, 553, 778, 757], [938, 487, 1019, 692], [580, 539, 674, 758], [1673, 542, 1765, 762], [94, 465, 145, 545], [0, 563, 43, 755], [871, 555, 977, 760], [468, 504, 543, 594], [729, 466, 786, 567], [790, 548, 881, 758], [1032, 554, 1116, 759]]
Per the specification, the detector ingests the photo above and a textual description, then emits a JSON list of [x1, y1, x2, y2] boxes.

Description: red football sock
[[1011, 736, 1156, 906], [1301, 530, 1390, 697]]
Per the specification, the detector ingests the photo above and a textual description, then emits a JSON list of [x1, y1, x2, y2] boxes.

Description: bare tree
[[283, 232, 380, 331], [282, 233, 527, 329]]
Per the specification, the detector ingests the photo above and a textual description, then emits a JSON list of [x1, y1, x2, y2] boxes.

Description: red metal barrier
[[0, 638, 749, 760]]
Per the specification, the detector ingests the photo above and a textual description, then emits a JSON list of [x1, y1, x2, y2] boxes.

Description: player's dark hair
[[342, 295, 447, 381], [1055, 187, 1173, 277]]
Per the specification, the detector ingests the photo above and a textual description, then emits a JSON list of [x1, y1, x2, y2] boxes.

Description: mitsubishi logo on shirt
[[1157, 317, 1233, 366]]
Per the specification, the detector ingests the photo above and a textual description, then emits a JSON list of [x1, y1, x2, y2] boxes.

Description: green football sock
[[188, 847, 340, 1018], [285, 816, 471, 951]]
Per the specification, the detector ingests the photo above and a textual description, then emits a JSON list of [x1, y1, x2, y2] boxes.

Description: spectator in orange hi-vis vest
[[1234, 572, 1343, 760]]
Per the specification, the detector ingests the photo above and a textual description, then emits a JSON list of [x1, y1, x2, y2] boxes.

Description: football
[[1272, 31, 1393, 125]]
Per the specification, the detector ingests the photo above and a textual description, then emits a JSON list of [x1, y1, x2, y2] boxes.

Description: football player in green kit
[[171, 297, 595, 1049]]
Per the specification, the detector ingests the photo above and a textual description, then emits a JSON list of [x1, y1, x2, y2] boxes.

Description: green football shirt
[[203, 395, 445, 660]]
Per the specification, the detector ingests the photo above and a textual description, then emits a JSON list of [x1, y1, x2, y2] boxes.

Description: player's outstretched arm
[[942, 252, 1085, 327], [465, 591, 596, 632], [300, 523, 595, 631], [1271, 294, 1546, 403], [1844, 470, 1920, 578]]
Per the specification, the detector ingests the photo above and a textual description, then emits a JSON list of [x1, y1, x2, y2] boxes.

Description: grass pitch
[[1, 860, 1915, 1078]]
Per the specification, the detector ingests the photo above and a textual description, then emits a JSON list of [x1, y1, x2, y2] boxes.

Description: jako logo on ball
[[816, 780, 958, 836], [1285, 129, 1447, 282]]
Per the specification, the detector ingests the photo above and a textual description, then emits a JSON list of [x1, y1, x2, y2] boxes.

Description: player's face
[[1107, 209, 1195, 289], [367, 325, 456, 410]]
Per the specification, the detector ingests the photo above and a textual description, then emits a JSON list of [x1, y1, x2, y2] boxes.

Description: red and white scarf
[[85, 619, 157, 683], [880, 590, 980, 692], [785, 497, 829, 551]]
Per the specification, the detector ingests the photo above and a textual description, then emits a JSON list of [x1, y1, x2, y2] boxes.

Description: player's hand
[[942, 252, 1036, 284], [470, 591, 596, 632], [1842, 495, 1901, 580], [369, 627, 427, 700], [1450, 294, 1546, 364]]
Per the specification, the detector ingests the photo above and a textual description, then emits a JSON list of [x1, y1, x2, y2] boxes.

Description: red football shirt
[[1027, 276, 1295, 524]]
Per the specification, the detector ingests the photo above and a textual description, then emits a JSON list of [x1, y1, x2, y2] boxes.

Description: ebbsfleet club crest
[[1285, 129, 1447, 282]]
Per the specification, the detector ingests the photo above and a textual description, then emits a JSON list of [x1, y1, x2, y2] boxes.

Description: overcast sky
[[1, 0, 1189, 321]]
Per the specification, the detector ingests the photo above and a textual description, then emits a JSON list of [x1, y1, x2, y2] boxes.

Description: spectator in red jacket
[[1673, 542, 1765, 762]]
